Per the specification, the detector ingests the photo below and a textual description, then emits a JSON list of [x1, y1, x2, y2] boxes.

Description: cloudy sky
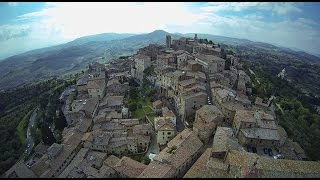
[[1, 2, 320, 59]]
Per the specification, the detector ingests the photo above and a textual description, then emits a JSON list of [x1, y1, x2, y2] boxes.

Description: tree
[[41, 124, 55, 145], [208, 40, 213, 44], [129, 103, 137, 112], [129, 87, 139, 99], [55, 110, 68, 131], [142, 156, 151, 165]]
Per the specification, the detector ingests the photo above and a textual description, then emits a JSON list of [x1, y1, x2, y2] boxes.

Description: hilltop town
[[3, 34, 320, 178]]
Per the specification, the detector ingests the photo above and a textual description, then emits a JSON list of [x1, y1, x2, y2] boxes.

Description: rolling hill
[[0, 30, 181, 90], [0, 29, 319, 90]]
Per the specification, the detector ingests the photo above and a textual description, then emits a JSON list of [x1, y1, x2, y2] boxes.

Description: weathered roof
[[196, 105, 224, 124], [184, 148, 228, 178], [41, 131, 84, 177], [138, 160, 176, 178], [240, 128, 280, 141], [179, 78, 196, 87], [234, 110, 256, 123], [108, 137, 128, 148], [100, 95, 124, 107], [135, 54, 151, 60], [227, 150, 320, 178], [58, 148, 89, 178], [153, 129, 203, 169], [4, 161, 38, 178], [195, 54, 225, 63], [77, 75, 89, 86], [163, 110, 175, 119], [133, 124, 152, 135], [46, 143, 64, 159], [114, 156, 147, 178], [183, 91, 207, 100], [212, 126, 245, 153], [86, 150, 108, 168], [92, 131, 112, 145], [104, 155, 121, 167], [107, 78, 121, 87], [153, 100, 163, 107], [70, 98, 99, 117], [154, 117, 176, 131], [76, 118, 93, 133], [216, 88, 236, 99], [87, 79, 105, 90]]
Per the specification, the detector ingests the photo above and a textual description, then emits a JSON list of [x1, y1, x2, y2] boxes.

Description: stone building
[[114, 156, 147, 178], [184, 148, 320, 178], [193, 105, 225, 143], [131, 54, 151, 82], [138, 129, 203, 178], [178, 91, 207, 122], [166, 35, 171, 48], [154, 116, 176, 146], [64, 98, 99, 126], [194, 54, 225, 74]]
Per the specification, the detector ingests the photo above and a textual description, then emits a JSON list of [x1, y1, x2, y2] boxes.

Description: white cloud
[[202, 2, 302, 16], [8, 2, 18, 7], [0, 2, 319, 59], [17, 2, 203, 39]]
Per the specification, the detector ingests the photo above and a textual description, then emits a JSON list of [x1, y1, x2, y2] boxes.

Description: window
[[167, 132, 171, 135]]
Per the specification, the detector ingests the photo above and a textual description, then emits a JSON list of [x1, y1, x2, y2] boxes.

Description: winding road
[[26, 108, 37, 154]]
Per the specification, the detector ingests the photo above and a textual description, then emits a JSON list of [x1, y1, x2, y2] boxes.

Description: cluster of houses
[[4, 34, 320, 178]]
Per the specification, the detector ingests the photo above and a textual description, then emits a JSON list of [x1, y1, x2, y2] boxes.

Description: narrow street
[[161, 97, 185, 132], [205, 72, 213, 105], [145, 130, 160, 157]]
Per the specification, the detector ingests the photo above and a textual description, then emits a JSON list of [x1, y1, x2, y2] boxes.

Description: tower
[[194, 34, 198, 45], [166, 35, 171, 48]]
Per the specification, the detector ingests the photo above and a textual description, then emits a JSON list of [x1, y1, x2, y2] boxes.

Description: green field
[[131, 96, 153, 120]]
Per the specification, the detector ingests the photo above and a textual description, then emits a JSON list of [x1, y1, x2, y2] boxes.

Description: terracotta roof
[[154, 117, 176, 131], [196, 105, 224, 124], [212, 126, 245, 153], [58, 148, 89, 178], [227, 150, 320, 178], [114, 156, 147, 178], [87, 79, 105, 90], [195, 54, 225, 63], [153, 129, 203, 169], [107, 78, 121, 87], [153, 100, 163, 107], [138, 160, 176, 178], [184, 148, 228, 178], [104, 155, 121, 168], [240, 128, 280, 141], [179, 78, 196, 87]]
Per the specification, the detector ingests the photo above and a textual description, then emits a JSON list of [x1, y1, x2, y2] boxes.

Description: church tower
[[194, 34, 198, 45], [166, 35, 171, 48]]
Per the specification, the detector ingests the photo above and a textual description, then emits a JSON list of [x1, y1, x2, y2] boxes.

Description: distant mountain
[[0, 29, 319, 90], [183, 32, 320, 63], [0, 30, 181, 90], [66, 33, 136, 46]]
